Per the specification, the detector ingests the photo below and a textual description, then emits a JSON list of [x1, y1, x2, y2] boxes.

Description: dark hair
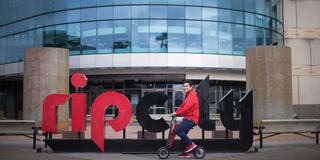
[[183, 80, 193, 87]]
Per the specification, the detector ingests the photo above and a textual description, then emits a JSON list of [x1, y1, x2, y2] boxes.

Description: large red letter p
[[91, 91, 132, 152]]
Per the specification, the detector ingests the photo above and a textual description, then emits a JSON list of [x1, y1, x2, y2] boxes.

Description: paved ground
[[0, 135, 320, 160]]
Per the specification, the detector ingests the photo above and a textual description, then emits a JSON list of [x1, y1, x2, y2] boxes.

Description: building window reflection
[[218, 23, 232, 54], [67, 23, 81, 55], [168, 20, 185, 52], [114, 6, 131, 19], [97, 21, 113, 53], [54, 25, 67, 48], [168, 6, 185, 19], [132, 6, 149, 18], [186, 21, 202, 53], [202, 8, 217, 21], [81, 8, 97, 21], [0, 1, 285, 64], [132, 20, 149, 52], [203, 21, 218, 54], [113, 20, 131, 53], [97, 7, 113, 20], [81, 22, 97, 54], [150, 20, 167, 52], [233, 24, 245, 55], [150, 6, 167, 18]]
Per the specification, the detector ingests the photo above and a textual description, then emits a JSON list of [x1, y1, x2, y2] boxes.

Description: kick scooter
[[157, 115, 206, 159]]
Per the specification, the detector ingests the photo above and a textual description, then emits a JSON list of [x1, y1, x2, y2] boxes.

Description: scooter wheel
[[157, 146, 169, 159], [193, 146, 206, 159]]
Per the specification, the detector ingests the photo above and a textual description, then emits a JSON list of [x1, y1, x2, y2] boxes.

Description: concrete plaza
[[1, 134, 319, 160]]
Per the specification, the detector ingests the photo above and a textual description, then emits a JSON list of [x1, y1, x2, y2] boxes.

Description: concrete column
[[23, 47, 69, 131], [246, 46, 292, 126]]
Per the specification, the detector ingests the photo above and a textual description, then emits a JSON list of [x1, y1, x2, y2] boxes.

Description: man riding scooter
[[171, 80, 200, 158]]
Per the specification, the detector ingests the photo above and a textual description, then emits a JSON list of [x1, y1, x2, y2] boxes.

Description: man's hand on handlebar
[[169, 112, 177, 117]]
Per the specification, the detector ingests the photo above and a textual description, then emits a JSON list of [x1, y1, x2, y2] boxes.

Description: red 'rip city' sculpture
[[42, 72, 132, 151]]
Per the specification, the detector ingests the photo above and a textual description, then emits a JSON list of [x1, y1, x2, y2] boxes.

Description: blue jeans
[[175, 119, 195, 146]]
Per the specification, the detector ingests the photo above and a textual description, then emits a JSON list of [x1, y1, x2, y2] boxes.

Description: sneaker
[[184, 142, 197, 153], [177, 152, 192, 158]]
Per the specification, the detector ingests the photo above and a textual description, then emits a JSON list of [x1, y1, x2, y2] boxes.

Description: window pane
[[97, 7, 113, 20], [114, 0, 131, 5], [203, 21, 217, 53], [34, 15, 45, 28], [185, 0, 201, 6], [168, 0, 184, 5], [218, 23, 232, 54], [54, 0, 67, 10], [149, 0, 167, 4], [11, 34, 22, 62], [97, 0, 113, 5], [131, 0, 149, 4], [232, 0, 243, 10], [255, 0, 265, 14], [43, 26, 55, 47], [232, 11, 244, 24], [245, 0, 255, 12], [97, 21, 113, 53], [265, 29, 271, 45], [81, 0, 97, 7], [67, 10, 80, 23], [114, 20, 131, 53], [150, 6, 167, 18], [132, 6, 149, 18], [67, 23, 81, 55], [245, 12, 255, 25], [202, 8, 217, 21], [186, 7, 202, 19], [256, 27, 265, 45], [233, 24, 245, 55], [81, 8, 97, 21], [202, 0, 217, 7], [81, 22, 97, 54], [256, 15, 266, 27], [150, 20, 167, 52], [68, 0, 81, 8], [218, 9, 231, 22], [266, 16, 271, 29], [218, 0, 231, 8], [44, 14, 54, 27], [245, 25, 256, 49], [168, 20, 185, 52], [186, 21, 202, 53], [54, 11, 66, 24], [132, 20, 149, 52], [168, 6, 185, 19], [34, 28, 43, 47], [55, 24, 67, 48], [270, 19, 277, 31], [114, 6, 131, 19]]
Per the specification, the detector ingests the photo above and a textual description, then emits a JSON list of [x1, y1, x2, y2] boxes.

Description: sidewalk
[[0, 134, 320, 160]]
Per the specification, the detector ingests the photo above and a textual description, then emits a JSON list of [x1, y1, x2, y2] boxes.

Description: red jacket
[[175, 89, 200, 125]]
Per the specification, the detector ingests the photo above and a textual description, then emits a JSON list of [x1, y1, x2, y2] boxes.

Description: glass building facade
[[0, 0, 283, 64], [0, 0, 284, 119]]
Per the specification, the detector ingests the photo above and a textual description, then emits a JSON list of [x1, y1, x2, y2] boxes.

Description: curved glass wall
[[0, 0, 284, 64]]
